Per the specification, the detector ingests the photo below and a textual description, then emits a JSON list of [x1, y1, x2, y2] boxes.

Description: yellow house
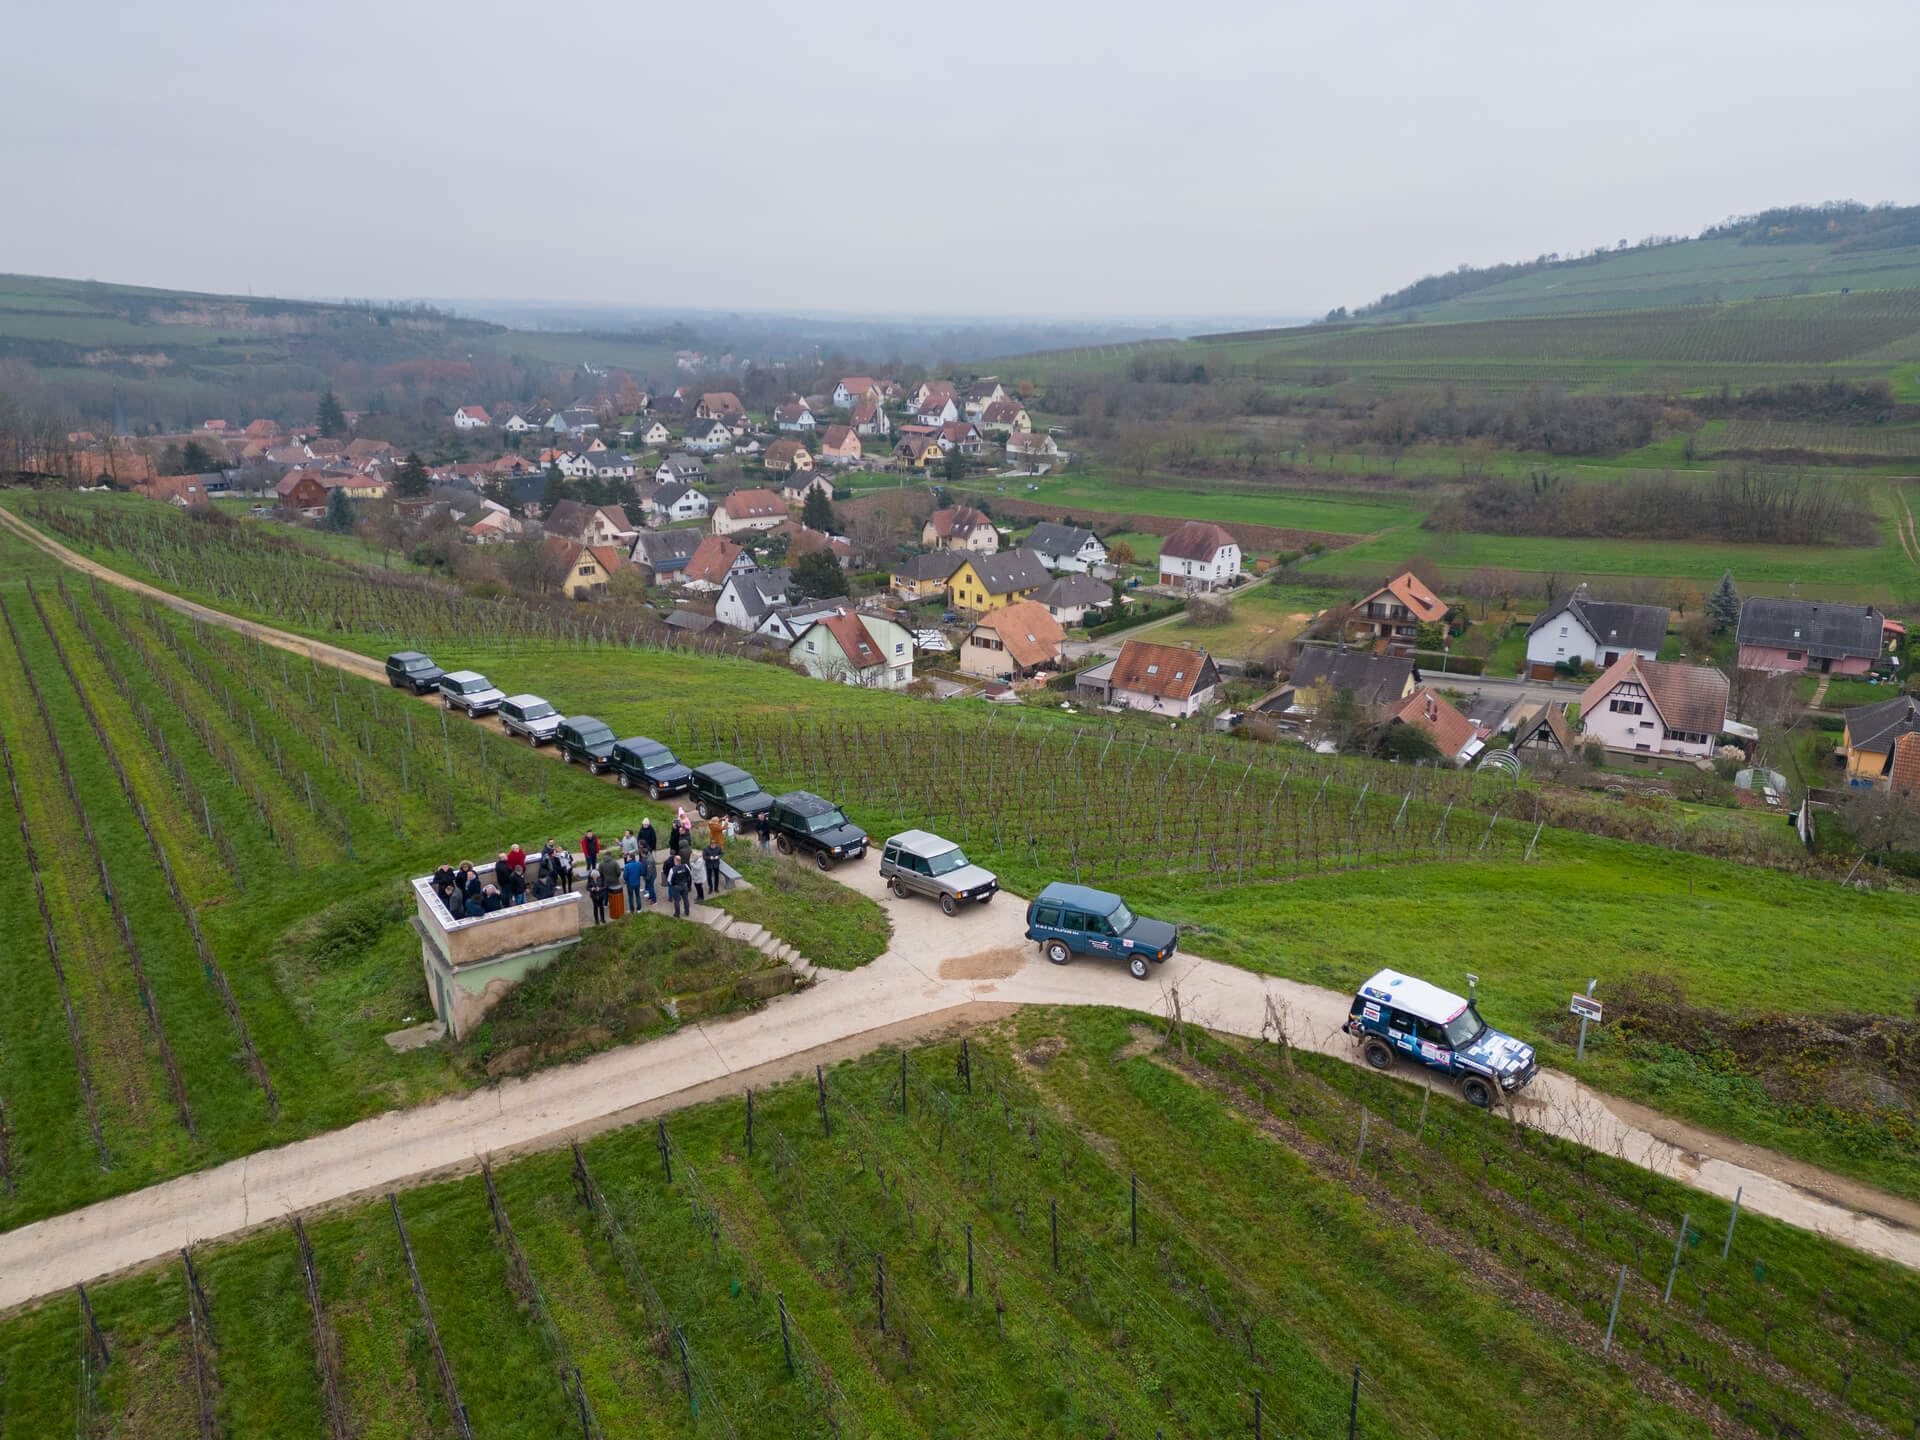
[[539, 536, 626, 600], [1840, 693, 1920, 784], [948, 548, 1048, 614]]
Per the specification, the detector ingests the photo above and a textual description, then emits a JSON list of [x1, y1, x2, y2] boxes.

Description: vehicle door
[[1386, 1007, 1421, 1056], [881, 842, 901, 878], [1414, 1019, 1454, 1072], [1081, 908, 1118, 956], [1060, 906, 1092, 956], [1030, 901, 1065, 943]]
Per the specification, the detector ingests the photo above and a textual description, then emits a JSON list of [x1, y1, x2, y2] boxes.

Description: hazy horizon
[[5, 1, 1915, 318]]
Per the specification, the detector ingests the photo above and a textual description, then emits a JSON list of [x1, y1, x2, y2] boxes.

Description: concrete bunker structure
[[411, 876, 584, 1039]]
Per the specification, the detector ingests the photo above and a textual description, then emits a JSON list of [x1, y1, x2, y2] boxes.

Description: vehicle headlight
[[955, 889, 969, 899], [830, 845, 843, 854]]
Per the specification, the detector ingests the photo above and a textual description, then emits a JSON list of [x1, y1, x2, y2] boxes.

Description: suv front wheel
[[939, 894, 958, 917], [1361, 1038, 1394, 1071], [814, 850, 832, 871], [1459, 1074, 1496, 1109], [1044, 940, 1071, 966], [1128, 955, 1150, 980]]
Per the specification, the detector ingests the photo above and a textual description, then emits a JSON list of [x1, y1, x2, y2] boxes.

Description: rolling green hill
[[0, 273, 681, 427]]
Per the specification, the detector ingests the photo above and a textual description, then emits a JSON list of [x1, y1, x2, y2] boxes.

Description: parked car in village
[[555, 716, 618, 772], [878, 830, 998, 915], [384, 650, 444, 693], [498, 694, 562, 745], [1343, 968, 1537, 1108], [609, 736, 691, 797], [766, 791, 868, 868], [1024, 882, 1176, 979], [438, 669, 505, 717], [688, 761, 774, 822]]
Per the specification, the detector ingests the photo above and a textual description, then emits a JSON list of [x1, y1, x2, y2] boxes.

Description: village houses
[[1157, 520, 1241, 593], [762, 438, 813, 474], [947, 549, 1049, 614], [960, 600, 1066, 681], [1353, 571, 1448, 645], [712, 487, 789, 536], [1525, 583, 1668, 677], [452, 405, 491, 430], [1080, 639, 1222, 718], [1387, 688, 1484, 767], [542, 500, 635, 548], [538, 537, 627, 601], [922, 505, 998, 553], [680, 534, 755, 593], [1024, 522, 1108, 573], [1578, 655, 1729, 760], [789, 611, 916, 690], [1736, 597, 1887, 675], [1839, 694, 1920, 787]]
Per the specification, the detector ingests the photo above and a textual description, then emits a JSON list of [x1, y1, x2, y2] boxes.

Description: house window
[[805, 640, 816, 652], [1559, 626, 1568, 637], [1786, 651, 1803, 661], [1609, 698, 1643, 715], [1146, 664, 1159, 675]]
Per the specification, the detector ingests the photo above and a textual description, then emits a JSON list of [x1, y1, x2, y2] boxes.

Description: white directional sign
[[1569, 994, 1604, 1023]]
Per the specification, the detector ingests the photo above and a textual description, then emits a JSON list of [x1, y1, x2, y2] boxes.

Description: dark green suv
[[555, 716, 617, 773], [689, 762, 774, 821], [766, 791, 868, 869], [609, 736, 691, 798]]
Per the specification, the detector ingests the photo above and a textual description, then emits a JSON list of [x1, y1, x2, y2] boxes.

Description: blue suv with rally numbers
[[1025, 882, 1177, 981], [1344, 968, 1537, 1108]]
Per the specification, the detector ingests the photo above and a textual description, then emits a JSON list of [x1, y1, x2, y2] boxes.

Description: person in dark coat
[[638, 818, 657, 855], [622, 854, 643, 913], [755, 809, 772, 851], [494, 852, 512, 889], [551, 842, 574, 893], [702, 838, 724, 895], [531, 868, 555, 902], [444, 886, 467, 919], [432, 863, 457, 894], [480, 884, 505, 913], [586, 867, 609, 924], [664, 852, 693, 917], [506, 865, 528, 907], [639, 847, 657, 905], [598, 847, 622, 894], [581, 831, 600, 872]]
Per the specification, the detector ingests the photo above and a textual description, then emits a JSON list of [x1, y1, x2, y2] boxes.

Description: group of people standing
[[430, 840, 575, 917], [580, 811, 731, 925]]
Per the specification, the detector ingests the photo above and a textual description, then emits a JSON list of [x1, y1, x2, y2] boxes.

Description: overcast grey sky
[[5, 0, 1915, 318]]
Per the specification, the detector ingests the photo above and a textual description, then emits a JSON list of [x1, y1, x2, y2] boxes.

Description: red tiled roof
[[928, 505, 989, 538], [972, 600, 1064, 670], [722, 487, 785, 519], [821, 425, 857, 452], [815, 611, 886, 670], [684, 535, 745, 585], [1110, 639, 1217, 701], [1362, 571, 1447, 623], [1160, 520, 1237, 562], [1390, 687, 1478, 759]]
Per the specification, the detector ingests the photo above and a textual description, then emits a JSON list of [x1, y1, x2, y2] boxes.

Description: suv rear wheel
[[1361, 1038, 1394, 1071], [939, 893, 958, 917], [696, 799, 713, 819], [1044, 939, 1071, 966], [1459, 1074, 1496, 1109], [618, 772, 633, 789], [561, 749, 575, 764], [776, 835, 793, 855], [889, 877, 910, 900]]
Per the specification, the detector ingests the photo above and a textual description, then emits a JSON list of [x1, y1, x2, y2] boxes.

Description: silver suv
[[439, 670, 505, 717], [499, 694, 561, 744], [878, 830, 998, 916]]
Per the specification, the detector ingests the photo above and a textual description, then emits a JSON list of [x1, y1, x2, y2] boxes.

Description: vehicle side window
[[1387, 1009, 1416, 1035], [911, 854, 932, 875], [1034, 904, 1062, 928], [1061, 909, 1087, 932], [1417, 1019, 1449, 1046], [883, 846, 899, 866]]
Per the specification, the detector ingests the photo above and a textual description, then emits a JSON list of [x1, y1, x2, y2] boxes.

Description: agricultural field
[[971, 468, 1423, 539], [2, 1014, 1913, 1439], [3, 495, 1917, 1196], [1708, 418, 1920, 459]]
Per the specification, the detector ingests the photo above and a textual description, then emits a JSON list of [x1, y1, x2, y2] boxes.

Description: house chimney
[[1424, 694, 1437, 723]]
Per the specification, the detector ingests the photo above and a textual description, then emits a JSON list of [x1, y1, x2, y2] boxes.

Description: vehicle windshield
[[1106, 900, 1136, 933], [1443, 1006, 1485, 1049], [457, 678, 486, 692], [578, 724, 614, 745], [521, 701, 555, 719], [723, 779, 758, 798], [926, 846, 970, 876], [405, 658, 434, 671], [805, 809, 850, 833]]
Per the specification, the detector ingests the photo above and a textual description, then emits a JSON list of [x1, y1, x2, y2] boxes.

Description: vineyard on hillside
[[1710, 418, 1920, 458], [3, 1015, 1912, 1439], [0, 570, 627, 1226]]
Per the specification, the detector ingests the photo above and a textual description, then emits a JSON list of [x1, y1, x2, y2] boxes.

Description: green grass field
[[972, 468, 1422, 538], [1153, 580, 1346, 657], [3, 1012, 1912, 1439]]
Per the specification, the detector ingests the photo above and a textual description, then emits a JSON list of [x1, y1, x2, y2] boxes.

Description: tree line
[[1426, 467, 1876, 546]]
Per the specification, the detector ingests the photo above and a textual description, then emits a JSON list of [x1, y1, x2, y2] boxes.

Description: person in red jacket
[[581, 831, 600, 871], [506, 841, 527, 871]]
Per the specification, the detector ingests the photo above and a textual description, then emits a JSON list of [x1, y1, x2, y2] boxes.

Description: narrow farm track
[[0, 502, 1917, 1318]]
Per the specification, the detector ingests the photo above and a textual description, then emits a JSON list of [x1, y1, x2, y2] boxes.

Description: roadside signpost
[[1571, 980, 1601, 1061]]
